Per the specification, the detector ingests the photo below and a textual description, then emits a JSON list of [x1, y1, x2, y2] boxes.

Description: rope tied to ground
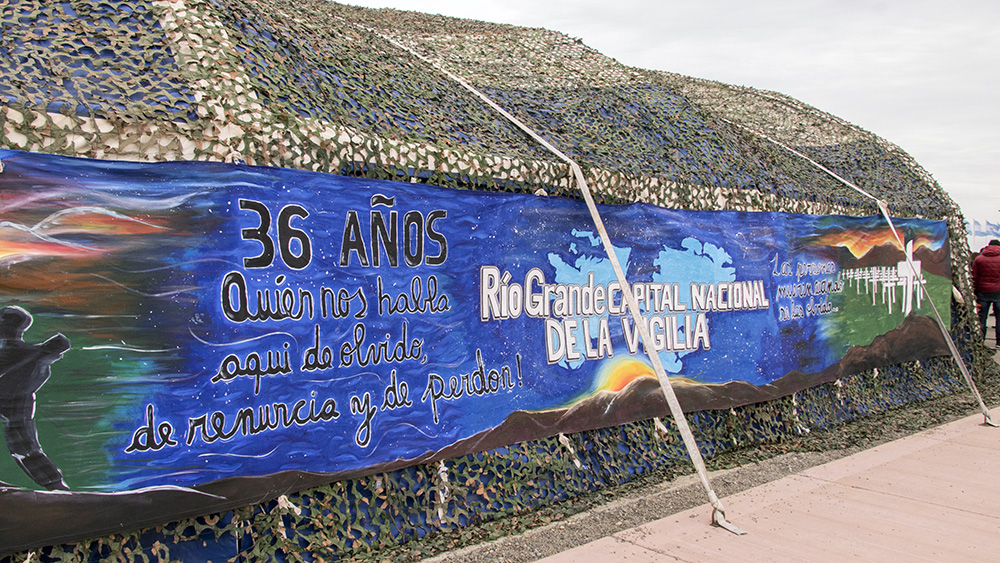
[[347, 17, 746, 535], [728, 120, 996, 427]]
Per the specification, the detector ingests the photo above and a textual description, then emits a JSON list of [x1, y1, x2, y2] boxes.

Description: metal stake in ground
[[350, 18, 746, 535]]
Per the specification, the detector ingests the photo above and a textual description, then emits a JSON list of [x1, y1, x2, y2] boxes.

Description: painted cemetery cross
[[0, 149, 952, 553]]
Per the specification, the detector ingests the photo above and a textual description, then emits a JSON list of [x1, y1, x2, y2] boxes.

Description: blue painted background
[[0, 149, 950, 493]]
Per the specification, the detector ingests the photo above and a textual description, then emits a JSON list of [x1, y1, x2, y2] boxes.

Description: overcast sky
[[343, 0, 998, 240]]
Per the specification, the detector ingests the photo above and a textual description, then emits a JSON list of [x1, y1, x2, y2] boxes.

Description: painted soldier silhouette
[[0, 306, 70, 490]]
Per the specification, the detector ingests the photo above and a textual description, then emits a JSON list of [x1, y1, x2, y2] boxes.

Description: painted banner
[[0, 149, 951, 551]]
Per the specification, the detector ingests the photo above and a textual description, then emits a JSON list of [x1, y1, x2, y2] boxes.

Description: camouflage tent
[[0, 0, 984, 560]]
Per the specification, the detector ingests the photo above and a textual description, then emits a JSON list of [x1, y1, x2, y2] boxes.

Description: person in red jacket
[[972, 239, 1000, 342]]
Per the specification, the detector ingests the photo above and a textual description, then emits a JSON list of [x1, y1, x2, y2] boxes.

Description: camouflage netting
[[0, 0, 988, 561]]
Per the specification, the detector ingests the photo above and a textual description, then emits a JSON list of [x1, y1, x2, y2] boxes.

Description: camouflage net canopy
[[0, 0, 986, 561]]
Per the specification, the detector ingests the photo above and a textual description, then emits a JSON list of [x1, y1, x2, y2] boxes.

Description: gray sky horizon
[[343, 0, 998, 246]]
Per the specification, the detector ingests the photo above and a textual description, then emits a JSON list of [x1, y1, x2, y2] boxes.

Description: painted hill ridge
[[837, 241, 951, 279], [438, 313, 949, 454]]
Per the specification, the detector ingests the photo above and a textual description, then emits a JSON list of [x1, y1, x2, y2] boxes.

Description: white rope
[[346, 18, 745, 533], [558, 433, 584, 469], [436, 460, 450, 522], [727, 120, 996, 426], [878, 204, 998, 427]]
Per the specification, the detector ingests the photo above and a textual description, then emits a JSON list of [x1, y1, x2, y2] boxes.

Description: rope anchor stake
[[731, 119, 996, 428], [354, 16, 745, 534]]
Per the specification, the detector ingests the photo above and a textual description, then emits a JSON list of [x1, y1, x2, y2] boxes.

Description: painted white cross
[[896, 240, 925, 315]]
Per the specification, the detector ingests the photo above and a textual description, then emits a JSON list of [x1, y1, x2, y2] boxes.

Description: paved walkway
[[538, 406, 1000, 562]]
